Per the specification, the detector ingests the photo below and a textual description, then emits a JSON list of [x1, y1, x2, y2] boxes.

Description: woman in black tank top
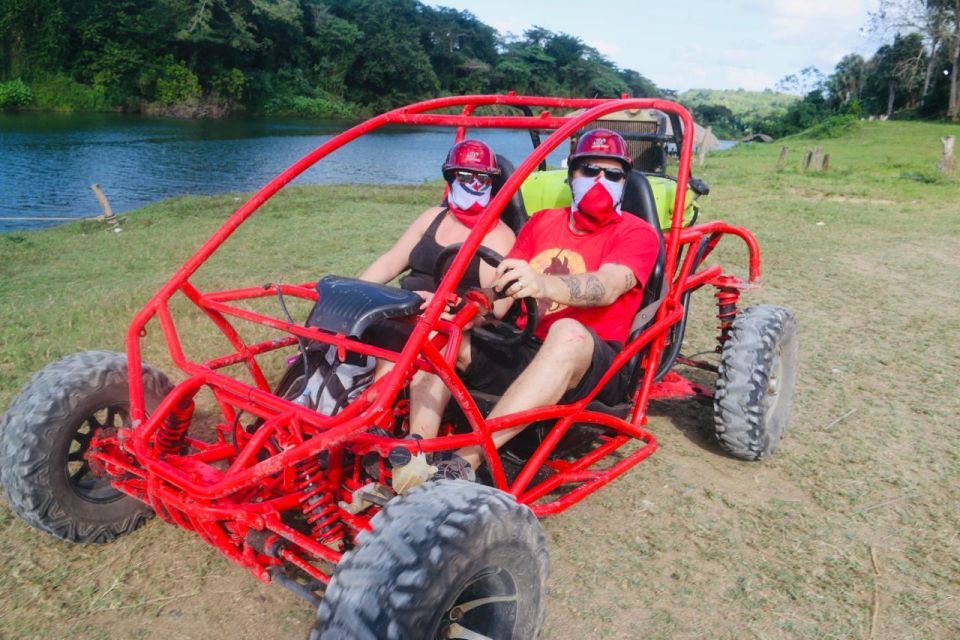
[[399, 209, 484, 293], [355, 142, 517, 489], [359, 141, 515, 298]]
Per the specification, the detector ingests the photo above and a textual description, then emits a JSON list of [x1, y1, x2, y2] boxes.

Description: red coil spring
[[297, 458, 344, 544], [156, 398, 195, 455], [714, 286, 742, 350]]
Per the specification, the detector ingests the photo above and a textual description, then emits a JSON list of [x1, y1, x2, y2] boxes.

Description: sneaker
[[432, 452, 476, 482], [389, 435, 437, 494]]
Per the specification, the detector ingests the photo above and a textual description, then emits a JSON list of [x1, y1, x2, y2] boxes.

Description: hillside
[[679, 88, 799, 119]]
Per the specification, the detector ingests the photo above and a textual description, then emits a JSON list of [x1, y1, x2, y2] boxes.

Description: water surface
[[0, 113, 568, 233]]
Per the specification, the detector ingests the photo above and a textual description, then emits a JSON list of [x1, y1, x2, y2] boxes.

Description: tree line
[[2, 0, 955, 136], [690, 0, 960, 138], [0, 0, 658, 116]]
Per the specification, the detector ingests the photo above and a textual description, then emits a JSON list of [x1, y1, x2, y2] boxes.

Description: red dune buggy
[[0, 95, 798, 639]]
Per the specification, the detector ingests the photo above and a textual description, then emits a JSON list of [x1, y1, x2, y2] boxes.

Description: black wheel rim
[[438, 566, 519, 639], [65, 404, 129, 503]]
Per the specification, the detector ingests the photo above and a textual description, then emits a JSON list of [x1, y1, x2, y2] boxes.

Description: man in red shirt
[[393, 129, 660, 488]]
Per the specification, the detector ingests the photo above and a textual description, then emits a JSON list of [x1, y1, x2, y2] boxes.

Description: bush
[[156, 62, 201, 106], [0, 79, 34, 110], [900, 169, 949, 184], [844, 98, 862, 119], [212, 69, 245, 101], [803, 114, 860, 139], [262, 95, 357, 118], [29, 74, 111, 111]]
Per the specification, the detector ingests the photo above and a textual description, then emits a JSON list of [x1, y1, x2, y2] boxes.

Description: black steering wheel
[[432, 244, 538, 346]]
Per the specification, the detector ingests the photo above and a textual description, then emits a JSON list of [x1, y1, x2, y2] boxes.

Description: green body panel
[[518, 169, 698, 229]]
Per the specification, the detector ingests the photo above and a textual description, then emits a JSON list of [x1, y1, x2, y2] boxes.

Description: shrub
[[0, 79, 34, 110], [262, 95, 357, 118], [844, 98, 862, 119], [156, 62, 201, 106], [212, 69, 245, 101], [29, 74, 110, 111], [804, 114, 860, 139]]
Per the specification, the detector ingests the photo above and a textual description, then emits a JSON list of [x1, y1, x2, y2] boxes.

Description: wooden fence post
[[812, 146, 823, 171], [822, 154, 831, 172], [802, 150, 813, 172], [776, 146, 789, 171], [939, 136, 956, 174]]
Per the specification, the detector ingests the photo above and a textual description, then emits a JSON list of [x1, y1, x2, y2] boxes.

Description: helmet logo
[[465, 149, 481, 163], [591, 136, 609, 151]]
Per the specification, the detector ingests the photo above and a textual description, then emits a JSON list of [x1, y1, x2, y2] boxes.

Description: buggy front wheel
[[713, 305, 798, 460], [0, 351, 172, 543], [312, 480, 549, 639]]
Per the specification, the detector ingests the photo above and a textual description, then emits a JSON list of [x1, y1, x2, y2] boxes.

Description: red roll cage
[[101, 94, 761, 586]]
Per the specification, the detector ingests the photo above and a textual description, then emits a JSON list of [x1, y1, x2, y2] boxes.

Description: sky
[[422, 0, 886, 93]]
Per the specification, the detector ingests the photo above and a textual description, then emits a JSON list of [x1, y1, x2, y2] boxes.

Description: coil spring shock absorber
[[297, 457, 344, 544], [156, 397, 195, 455], [714, 275, 743, 351]]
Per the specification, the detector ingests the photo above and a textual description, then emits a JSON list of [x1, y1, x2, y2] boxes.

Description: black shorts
[[461, 326, 631, 405]]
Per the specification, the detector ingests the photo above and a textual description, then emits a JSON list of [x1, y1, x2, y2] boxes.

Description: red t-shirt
[[508, 208, 660, 343]]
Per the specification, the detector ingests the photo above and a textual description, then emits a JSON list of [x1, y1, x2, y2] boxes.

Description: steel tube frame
[[92, 94, 763, 586]]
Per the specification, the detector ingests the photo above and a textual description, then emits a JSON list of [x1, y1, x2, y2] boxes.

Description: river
[[0, 113, 574, 233], [0, 113, 734, 234]]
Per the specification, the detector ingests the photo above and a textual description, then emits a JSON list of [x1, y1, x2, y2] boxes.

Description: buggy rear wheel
[[312, 480, 549, 639], [713, 305, 798, 460], [0, 351, 172, 543]]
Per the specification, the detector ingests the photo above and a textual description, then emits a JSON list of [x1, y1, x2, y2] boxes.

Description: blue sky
[[423, 0, 885, 92]]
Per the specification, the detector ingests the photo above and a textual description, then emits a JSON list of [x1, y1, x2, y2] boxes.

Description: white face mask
[[448, 178, 492, 212]]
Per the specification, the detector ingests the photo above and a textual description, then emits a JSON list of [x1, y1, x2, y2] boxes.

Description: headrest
[[620, 171, 662, 234], [491, 154, 529, 234]]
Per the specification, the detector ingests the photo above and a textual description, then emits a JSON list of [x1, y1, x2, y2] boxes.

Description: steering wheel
[[432, 244, 538, 346]]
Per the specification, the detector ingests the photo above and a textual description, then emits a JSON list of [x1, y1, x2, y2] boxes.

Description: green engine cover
[[519, 169, 698, 229]]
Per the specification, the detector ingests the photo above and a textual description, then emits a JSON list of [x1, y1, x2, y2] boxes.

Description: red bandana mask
[[570, 176, 624, 232], [448, 179, 492, 229]]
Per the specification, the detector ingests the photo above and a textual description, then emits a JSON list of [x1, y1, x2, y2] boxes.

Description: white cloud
[[591, 39, 622, 59], [721, 66, 777, 91], [766, 0, 879, 44], [488, 19, 523, 35]]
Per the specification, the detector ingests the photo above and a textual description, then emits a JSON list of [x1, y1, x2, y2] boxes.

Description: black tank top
[[399, 210, 483, 293]]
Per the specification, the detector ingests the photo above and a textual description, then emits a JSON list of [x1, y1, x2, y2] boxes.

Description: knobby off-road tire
[[312, 480, 549, 640], [713, 305, 798, 460], [0, 350, 172, 543]]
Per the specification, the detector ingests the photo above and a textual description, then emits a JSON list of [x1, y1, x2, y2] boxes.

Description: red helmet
[[442, 140, 500, 179], [569, 128, 632, 171]]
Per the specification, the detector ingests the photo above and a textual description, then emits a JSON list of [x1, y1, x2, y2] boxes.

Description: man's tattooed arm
[[558, 274, 606, 305], [547, 265, 638, 308]]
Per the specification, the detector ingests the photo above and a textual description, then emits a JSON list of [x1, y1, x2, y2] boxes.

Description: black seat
[[619, 171, 669, 400], [621, 170, 666, 306], [306, 275, 422, 338], [491, 154, 529, 234]]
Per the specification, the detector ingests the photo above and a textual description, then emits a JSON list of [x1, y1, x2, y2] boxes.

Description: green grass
[[2, 120, 960, 639], [0, 183, 438, 401]]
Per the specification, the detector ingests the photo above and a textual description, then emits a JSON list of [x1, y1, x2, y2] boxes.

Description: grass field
[[1, 120, 959, 639]]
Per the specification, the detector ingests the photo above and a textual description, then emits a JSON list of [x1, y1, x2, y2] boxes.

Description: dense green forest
[[0, 0, 657, 117], [1, 0, 957, 138]]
